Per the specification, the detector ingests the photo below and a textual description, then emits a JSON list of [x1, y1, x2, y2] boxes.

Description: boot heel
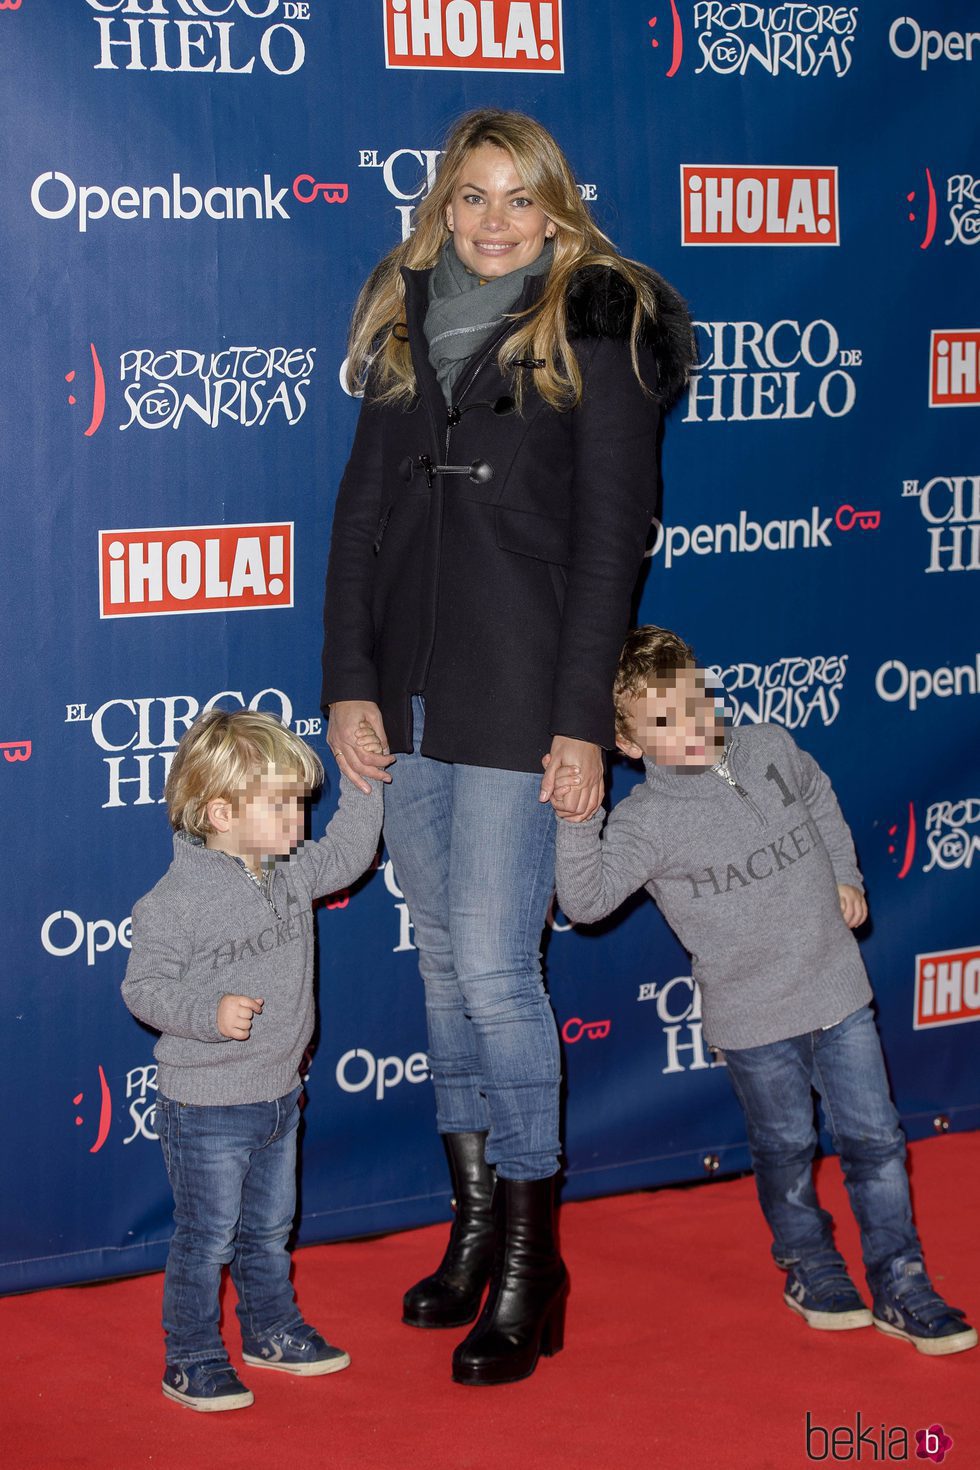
[[540, 1290, 567, 1357]]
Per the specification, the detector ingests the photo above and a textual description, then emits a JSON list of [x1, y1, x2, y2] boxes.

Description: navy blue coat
[[321, 265, 692, 773]]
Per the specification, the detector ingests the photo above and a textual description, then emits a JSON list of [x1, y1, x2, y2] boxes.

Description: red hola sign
[[383, 0, 563, 72], [681, 165, 839, 246], [929, 330, 980, 407], [99, 523, 293, 619], [914, 946, 980, 1028]]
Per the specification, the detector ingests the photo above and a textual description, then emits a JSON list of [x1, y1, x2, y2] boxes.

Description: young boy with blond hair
[[122, 709, 383, 1410], [553, 625, 975, 1357]]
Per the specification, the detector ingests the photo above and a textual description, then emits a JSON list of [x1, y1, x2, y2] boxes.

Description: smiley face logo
[[73, 1064, 112, 1153], [647, 3, 683, 77], [885, 801, 917, 879], [906, 168, 937, 250], [64, 343, 105, 436]]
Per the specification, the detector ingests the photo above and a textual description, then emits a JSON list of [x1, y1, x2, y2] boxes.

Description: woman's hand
[[539, 736, 603, 821], [327, 700, 396, 793]]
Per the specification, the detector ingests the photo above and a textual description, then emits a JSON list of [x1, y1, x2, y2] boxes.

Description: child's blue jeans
[[382, 697, 560, 1181], [155, 1085, 303, 1364], [722, 1005, 922, 1284]]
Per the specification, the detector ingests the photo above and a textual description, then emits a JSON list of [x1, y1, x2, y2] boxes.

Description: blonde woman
[[322, 109, 692, 1386]]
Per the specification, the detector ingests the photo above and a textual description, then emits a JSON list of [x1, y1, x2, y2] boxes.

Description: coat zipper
[[230, 856, 284, 920]]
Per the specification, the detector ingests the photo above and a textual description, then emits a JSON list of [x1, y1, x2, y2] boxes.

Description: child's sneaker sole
[[872, 1316, 979, 1356], [785, 1293, 872, 1330], [161, 1379, 254, 1411], [242, 1348, 351, 1376]]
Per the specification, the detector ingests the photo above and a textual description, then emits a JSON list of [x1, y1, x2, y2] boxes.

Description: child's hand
[[541, 752, 584, 821], [217, 994, 264, 1040], [353, 718, 385, 757], [838, 884, 867, 929]]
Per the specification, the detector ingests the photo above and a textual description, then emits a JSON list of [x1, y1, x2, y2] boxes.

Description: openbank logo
[[930, 331, 980, 408], [383, 0, 563, 72], [99, 523, 293, 619], [647, 503, 879, 568], [906, 169, 980, 250], [31, 170, 346, 233], [915, 945, 980, 1029], [888, 14, 979, 70], [335, 1046, 429, 1100], [875, 654, 980, 712], [710, 655, 847, 729], [649, 2, 857, 78], [84, 0, 310, 76], [682, 166, 838, 246], [686, 318, 860, 423], [901, 474, 980, 574]]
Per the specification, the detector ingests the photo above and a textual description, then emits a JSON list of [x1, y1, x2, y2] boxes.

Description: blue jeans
[[722, 1005, 921, 1284], [156, 1086, 304, 1364], [383, 698, 560, 1181]]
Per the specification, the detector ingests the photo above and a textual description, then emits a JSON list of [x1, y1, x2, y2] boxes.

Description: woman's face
[[446, 143, 555, 278]]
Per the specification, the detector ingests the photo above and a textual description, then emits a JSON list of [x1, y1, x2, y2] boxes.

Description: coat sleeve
[[321, 389, 387, 710], [780, 730, 864, 891], [549, 338, 661, 748]]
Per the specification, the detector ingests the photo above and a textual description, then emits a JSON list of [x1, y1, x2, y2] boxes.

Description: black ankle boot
[[402, 1131, 496, 1329], [451, 1175, 568, 1385]]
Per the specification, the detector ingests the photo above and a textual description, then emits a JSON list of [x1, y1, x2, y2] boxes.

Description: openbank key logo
[[914, 945, 980, 1029], [682, 166, 838, 246], [99, 523, 292, 618], [930, 331, 980, 408], [384, 0, 563, 72]]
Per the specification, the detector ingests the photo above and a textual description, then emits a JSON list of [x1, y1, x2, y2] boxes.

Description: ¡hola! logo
[[901, 473, 980, 574], [648, 2, 858, 78], [99, 523, 293, 618], [914, 946, 980, 1030], [383, 0, 563, 72], [886, 798, 980, 880], [906, 169, 980, 250], [682, 166, 838, 246], [929, 331, 980, 408], [84, 0, 310, 76], [31, 169, 346, 233]]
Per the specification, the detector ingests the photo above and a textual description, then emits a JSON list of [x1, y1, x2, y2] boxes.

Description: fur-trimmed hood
[[565, 265, 695, 406]]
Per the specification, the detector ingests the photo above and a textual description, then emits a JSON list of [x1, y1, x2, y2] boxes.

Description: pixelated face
[[618, 666, 727, 768], [446, 143, 554, 279], [229, 766, 307, 866]]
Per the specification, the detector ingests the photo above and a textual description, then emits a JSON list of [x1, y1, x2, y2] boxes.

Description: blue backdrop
[[1, 1, 978, 1295]]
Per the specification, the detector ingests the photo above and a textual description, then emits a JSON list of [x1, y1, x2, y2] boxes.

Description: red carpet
[[4, 1133, 978, 1470]]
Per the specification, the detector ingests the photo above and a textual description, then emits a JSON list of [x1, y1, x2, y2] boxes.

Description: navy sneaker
[[242, 1322, 351, 1376], [162, 1359, 254, 1412], [784, 1251, 873, 1330], [872, 1255, 978, 1357]]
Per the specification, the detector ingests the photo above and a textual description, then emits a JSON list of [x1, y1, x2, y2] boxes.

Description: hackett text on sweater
[[554, 724, 872, 1050], [121, 777, 383, 1105]]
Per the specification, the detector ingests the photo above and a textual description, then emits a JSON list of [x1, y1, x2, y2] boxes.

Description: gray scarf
[[424, 238, 554, 403]]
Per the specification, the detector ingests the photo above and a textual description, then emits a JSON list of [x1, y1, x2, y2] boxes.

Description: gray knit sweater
[[555, 724, 871, 1050], [122, 777, 382, 1104]]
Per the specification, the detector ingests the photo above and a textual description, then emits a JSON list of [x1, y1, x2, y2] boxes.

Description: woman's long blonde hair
[[346, 109, 664, 410]]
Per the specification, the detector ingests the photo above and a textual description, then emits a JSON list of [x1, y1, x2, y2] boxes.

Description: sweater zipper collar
[[227, 854, 284, 921], [710, 744, 765, 826]]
